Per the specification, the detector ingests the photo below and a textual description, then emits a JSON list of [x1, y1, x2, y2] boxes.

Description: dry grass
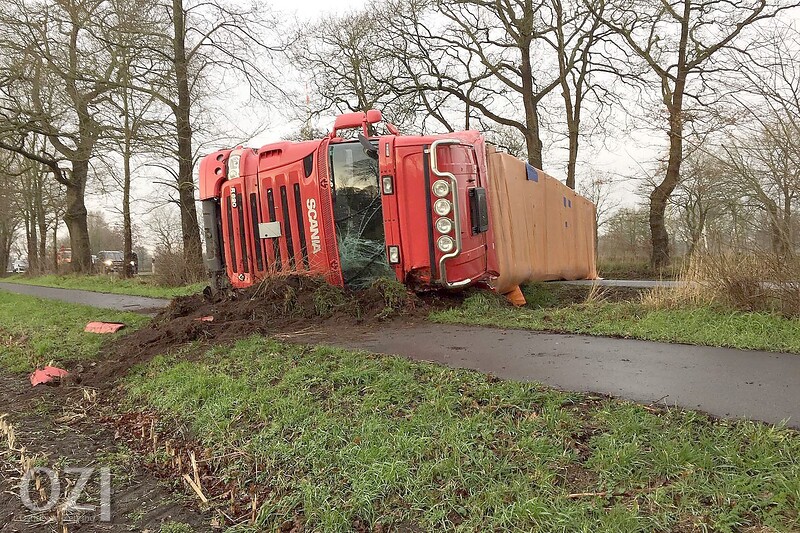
[[153, 251, 205, 287], [642, 252, 800, 318]]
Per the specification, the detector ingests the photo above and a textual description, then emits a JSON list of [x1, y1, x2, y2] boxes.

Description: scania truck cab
[[199, 110, 496, 292]]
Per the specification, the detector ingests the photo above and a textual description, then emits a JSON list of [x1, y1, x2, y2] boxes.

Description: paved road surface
[[3, 281, 796, 428], [555, 279, 685, 288], [343, 324, 799, 428], [0, 282, 170, 313]]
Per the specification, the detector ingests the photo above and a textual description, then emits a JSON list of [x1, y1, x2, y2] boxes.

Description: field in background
[[2, 274, 205, 299]]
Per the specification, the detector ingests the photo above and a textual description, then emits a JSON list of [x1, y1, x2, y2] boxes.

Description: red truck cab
[[199, 110, 495, 291]]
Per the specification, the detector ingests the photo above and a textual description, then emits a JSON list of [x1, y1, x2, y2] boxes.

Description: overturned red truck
[[199, 110, 596, 302]]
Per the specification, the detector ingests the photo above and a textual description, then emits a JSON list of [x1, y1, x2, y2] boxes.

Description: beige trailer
[[485, 147, 597, 298]]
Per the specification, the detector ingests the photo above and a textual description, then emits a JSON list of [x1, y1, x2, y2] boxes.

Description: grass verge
[[2, 274, 204, 299], [431, 285, 800, 354], [126, 336, 800, 532], [0, 290, 149, 372]]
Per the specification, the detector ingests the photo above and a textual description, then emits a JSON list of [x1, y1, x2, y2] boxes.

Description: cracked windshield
[[330, 141, 393, 287]]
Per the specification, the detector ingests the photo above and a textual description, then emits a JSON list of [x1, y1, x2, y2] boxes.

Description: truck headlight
[[387, 245, 400, 264], [382, 175, 394, 195], [433, 199, 451, 216], [104, 260, 112, 266], [437, 235, 455, 253], [432, 179, 450, 197], [227, 154, 241, 179], [435, 217, 453, 234]]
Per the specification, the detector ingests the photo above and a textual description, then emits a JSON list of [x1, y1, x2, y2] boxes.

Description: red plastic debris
[[84, 322, 125, 334], [194, 316, 214, 322], [30, 366, 69, 387]]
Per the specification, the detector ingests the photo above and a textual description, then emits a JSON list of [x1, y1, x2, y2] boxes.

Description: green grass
[[127, 336, 800, 532], [432, 289, 800, 354], [2, 274, 204, 299], [0, 290, 149, 372]]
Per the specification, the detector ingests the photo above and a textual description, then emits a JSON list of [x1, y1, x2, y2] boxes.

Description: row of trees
[[0, 0, 275, 278], [2, 0, 799, 277], [292, 0, 800, 266]]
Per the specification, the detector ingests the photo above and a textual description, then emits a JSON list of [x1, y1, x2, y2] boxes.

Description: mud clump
[[83, 276, 457, 388]]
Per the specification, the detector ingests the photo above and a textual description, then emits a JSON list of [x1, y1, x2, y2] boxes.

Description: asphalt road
[[0, 282, 170, 313], [2, 281, 796, 428], [343, 324, 799, 428], [556, 279, 686, 288]]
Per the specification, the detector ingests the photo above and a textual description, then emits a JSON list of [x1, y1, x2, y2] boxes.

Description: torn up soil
[[80, 276, 461, 389], [0, 373, 209, 532], [73, 277, 647, 390]]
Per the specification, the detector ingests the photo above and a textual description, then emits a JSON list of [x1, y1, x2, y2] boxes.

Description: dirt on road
[[79, 275, 454, 389]]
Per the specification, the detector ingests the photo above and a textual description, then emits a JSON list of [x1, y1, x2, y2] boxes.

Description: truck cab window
[[330, 141, 392, 287]]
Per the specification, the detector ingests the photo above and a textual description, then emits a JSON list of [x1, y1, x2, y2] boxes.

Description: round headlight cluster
[[432, 179, 450, 198], [437, 236, 455, 253], [433, 199, 452, 216], [435, 217, 453, 234]]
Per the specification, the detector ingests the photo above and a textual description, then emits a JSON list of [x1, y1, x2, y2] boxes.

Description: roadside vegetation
[[2, 274, 204, 299], [432, 279, 800, 354], [0, 290, 147, 372], [126, 336, 800, 532], [596, 258, 680, 281]]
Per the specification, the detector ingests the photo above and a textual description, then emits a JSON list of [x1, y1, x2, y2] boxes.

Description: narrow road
[[342, 324, 799, 428], [0, 282, 170, 313], [3, 282, 796, 428], [555, 279, 685, 288]]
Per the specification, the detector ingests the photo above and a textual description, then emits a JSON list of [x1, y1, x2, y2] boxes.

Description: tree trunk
[[172, 0, 204, 280], [566, 125, 579, 190], [649, 155, 678, 269], [122, 146, 133, 278], [122, 87, 134, 279], [519, 42, 544, 168], [52, 225, 58, 272], [24, 207, 38, 275], [649, 0, 691, 270], [64, 163, 92, 273], [0, 223, 12, 275], [36, 183, 47, 273]]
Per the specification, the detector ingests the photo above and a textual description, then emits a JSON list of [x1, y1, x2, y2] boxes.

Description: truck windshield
[[330, 141, 392, 287]]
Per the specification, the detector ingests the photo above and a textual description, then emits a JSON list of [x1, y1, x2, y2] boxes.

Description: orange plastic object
[[30, 366, 69, 387], [84, 322, 125, 334], [486, 147, 597, 294], [195, 316, 214, 322], [503, 286, 527, 306]]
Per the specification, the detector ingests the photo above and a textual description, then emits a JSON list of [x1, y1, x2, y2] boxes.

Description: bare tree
[[0, 150, 20, 272], [388, 0, 564, 167], [669, 150, 724, 256], [548, 0, 616, 188], [720, 119, 800, 256], [591, 0, 799, 268], [600, 206, 651, 260], [579, 171, 619, 234], [147, 205, 183, 256], [0, 0, 131, 273], [290, 12, 415, 127], [126, 0, 280, 280]]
